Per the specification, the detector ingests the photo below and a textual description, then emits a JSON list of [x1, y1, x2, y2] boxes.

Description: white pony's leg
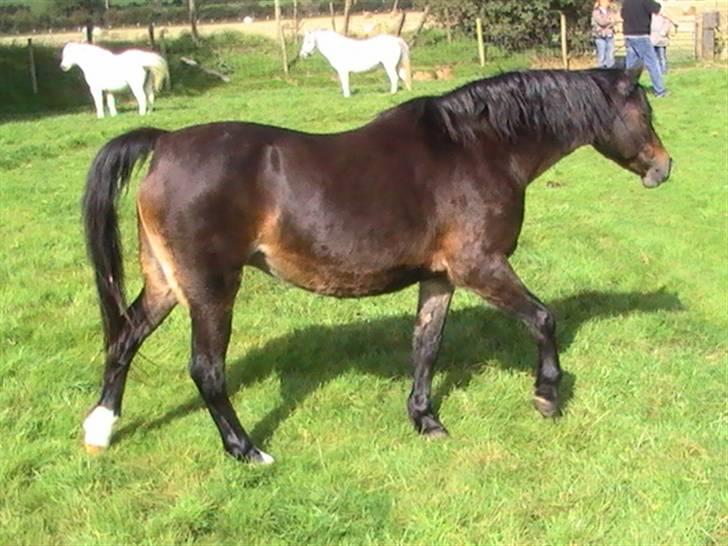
[[130, 79, 148, 115], [383, 62, 399, 94], [144, 73, 155, 113], [91, 87, 105, 118], [105, 92, 118, 117], [337, 70, 351, 98]]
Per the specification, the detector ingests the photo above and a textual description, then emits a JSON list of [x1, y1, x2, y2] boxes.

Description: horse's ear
[[618, 65, 643, 96]]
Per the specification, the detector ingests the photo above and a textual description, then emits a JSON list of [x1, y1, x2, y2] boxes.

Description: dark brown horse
[[81, 68, 671, 463]]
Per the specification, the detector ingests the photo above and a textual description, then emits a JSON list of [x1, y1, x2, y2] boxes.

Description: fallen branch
[[180, 56, 231, 82]]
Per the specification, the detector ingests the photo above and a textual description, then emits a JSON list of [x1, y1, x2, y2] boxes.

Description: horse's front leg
[[91, 87, 104, 118], [453, 254, 562, 417], [408, 278, 454, 437], [337, 70, 351, 97], [105, 92, 118, 117]]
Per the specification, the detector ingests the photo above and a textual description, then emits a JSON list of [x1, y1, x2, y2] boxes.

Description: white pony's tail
[[124, 50, 169, 92], [397, 38, 412, 91], [144, 53, 169, 92]]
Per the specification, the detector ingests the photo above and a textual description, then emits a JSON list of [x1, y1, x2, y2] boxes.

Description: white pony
[[60, 42, 169, 118], [299, 30, 411, 97]]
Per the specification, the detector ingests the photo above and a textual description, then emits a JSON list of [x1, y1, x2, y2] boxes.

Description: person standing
[[592, 0, 616, 68], [651, 12, 677, 74], [621, 0, 668, 97]]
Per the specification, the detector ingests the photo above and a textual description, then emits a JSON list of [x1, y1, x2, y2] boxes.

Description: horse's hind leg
[[337, 70, 351, 97], [408, 278, 454, 436], [144, 74, 155, 113], [383, 62, 399, 94], [129, 77, 148, 115], [185, 270, 273, 464], [454, 254, 562, 417], [105, 92, 117, 117], [83, 239, 176, 451]]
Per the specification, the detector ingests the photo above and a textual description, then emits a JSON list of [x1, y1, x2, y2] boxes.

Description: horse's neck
[[504, 139, 583, 189], [318, 33, 352, 55]]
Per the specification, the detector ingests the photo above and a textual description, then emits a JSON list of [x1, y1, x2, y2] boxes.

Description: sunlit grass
[[0, 32, 726, 545]]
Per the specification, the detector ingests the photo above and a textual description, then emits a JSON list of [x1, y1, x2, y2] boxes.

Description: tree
[[50, 0, 104, 17]]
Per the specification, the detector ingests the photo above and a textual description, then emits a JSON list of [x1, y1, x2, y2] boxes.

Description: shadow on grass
[[116, 288, 682, 446]]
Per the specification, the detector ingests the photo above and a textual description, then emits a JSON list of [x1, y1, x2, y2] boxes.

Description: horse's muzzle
[[642, 156, 672, 188]]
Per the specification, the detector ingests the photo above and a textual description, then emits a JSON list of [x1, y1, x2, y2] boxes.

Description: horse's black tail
[[82, 127, 168, 349]]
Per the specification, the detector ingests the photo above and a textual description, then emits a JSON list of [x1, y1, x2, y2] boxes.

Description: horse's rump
[[119, 50, 169, 91]]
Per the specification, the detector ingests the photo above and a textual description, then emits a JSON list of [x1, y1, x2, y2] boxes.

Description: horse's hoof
[[84, 444, 105, 455], [533, 395, 560, 418], [422, 425, 449, 439], [246, 447, 275, 465]]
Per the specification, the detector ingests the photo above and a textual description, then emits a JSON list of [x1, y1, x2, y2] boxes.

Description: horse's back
[[118, 49, 163, 67], [322, 32, 404, 72]]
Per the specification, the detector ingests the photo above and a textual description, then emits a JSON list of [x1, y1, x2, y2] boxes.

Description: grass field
[[0, 32, 726, 545]]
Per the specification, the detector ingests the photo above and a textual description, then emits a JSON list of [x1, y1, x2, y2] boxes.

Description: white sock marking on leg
[[83, 406, 118, 448]]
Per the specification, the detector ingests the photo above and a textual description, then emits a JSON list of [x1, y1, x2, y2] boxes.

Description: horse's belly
[[348, 59, 383, 73], [90, 72, 129, 92], [251, 246, 425, 297]]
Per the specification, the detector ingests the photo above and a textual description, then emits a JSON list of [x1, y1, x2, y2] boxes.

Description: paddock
[[0, 29, 725, 545]]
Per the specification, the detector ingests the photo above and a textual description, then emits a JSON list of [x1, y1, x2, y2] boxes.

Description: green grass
[[0, 32, 726, 545]]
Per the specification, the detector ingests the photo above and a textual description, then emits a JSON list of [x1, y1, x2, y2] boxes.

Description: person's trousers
[[625, 36, 666, 95], [595, 37, 615, 68], [654, 46, 668, 74]]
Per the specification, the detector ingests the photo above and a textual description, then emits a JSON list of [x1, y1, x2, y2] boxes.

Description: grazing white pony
[[299, 30, 411, 97], [60, 42, 169, 118]]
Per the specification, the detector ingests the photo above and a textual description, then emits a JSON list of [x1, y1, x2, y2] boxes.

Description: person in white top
[[651, 12, 677, 74]]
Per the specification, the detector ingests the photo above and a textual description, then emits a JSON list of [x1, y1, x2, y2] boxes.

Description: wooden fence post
[[408, 5, 429, 48], [329, 1, 336, 32], [476, 17, 485, 67], [292, 0, 299, 47], [396, 10, 407, 37], [28, 38, 38, 95], [148, 22, 156, 49], [560, 11, 569, 69], [159, 29, 171, 90], [343, 0, 352, 37], [274, 0, 288, 76], [702, 11, 719, 60]]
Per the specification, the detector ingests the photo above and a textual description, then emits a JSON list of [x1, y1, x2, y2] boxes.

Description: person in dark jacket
[[621, 0, 668, 97]]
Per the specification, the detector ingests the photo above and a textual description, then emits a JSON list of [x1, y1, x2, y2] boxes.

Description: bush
[[417, 0, 592, 53]]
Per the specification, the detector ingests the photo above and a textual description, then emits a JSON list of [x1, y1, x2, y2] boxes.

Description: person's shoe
[[653, 90, 670, 99]]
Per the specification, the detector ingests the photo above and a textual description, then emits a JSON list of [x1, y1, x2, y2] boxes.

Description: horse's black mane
[[393, 69, 641, 146]]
